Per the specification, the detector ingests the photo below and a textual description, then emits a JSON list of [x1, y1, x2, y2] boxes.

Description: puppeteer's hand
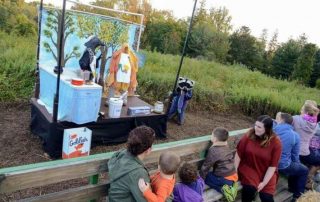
[[138, 178, 150, 193]]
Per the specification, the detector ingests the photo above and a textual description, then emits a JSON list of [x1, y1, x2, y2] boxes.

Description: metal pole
[[43, 6, 142, 26], [34, 0, 44, 99], [67, 0, 143, 17], [67, 0, 144, 52], [53, 0, 67, 123], [166, 0, 198, 114], [136, 15, 144, 51]]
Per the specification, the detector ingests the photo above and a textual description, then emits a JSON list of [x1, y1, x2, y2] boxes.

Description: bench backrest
[[0, 129, 248, 201]]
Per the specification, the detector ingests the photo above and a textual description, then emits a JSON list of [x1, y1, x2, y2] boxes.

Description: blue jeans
[[167, 96, 188, 125], [279, 162, 308, 198], [205, 172, 234, 193], [300, 148, 320, 166]]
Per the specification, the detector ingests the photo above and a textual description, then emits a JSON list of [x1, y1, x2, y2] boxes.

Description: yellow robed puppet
[[104, 43, 138, 98]]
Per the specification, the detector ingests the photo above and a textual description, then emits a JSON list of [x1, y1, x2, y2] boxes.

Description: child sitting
[[138, 151, 181, 202], [309, 105, 320, 156], [173, 162, 205, 202], [200, 127, 238, 193], [309, 121, 320, 156]]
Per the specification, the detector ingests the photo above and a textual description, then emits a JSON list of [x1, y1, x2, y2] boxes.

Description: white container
[[154, 101, 164, 113], [108, 98, 123, 118]]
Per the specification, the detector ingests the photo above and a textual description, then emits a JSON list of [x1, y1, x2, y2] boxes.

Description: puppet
[[79, 36, 104, 82], [168, 77, 195, 125], [104, 43, 138, 101]]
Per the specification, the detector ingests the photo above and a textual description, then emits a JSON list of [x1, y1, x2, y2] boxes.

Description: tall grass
[[1, 32, 319, 116], [138, 51, 320, 115], [0, 32, 36, 102]]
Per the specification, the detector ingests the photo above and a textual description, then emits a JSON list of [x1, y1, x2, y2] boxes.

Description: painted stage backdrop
[[39, 7, 142, 82]]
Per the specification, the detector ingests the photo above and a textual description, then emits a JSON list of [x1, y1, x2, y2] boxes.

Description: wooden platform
[[30, 97, 167, 158]]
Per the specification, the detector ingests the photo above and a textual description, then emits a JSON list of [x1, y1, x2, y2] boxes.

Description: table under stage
[[30, 96, 167, 158]]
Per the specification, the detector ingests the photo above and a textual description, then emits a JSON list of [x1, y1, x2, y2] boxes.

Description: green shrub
[[0, 32, 36, 102]]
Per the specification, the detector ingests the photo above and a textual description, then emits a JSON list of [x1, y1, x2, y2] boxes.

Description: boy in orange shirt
[[138, 151, 181, 202]]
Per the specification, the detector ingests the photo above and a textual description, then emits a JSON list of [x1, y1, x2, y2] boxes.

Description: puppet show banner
[[39, 7, 141, 80]]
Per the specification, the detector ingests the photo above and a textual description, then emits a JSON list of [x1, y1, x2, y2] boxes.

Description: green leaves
[[228, 26, 264, 71], [292, 43, 317, 85], [0, 1, 37, 36], [43, 10, 80, 66], [188, 22, 230, 63]]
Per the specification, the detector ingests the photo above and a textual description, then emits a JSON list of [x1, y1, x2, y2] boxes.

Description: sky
[[26, 0, 320, 45], [150, 0, 320, 45]]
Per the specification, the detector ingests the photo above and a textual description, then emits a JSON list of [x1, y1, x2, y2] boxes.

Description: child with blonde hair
[[293, 100, 320, 189], [138, 151, 180, 202]]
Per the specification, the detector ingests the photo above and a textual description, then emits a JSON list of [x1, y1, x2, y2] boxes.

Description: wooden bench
[[0, 128, 291, 201]]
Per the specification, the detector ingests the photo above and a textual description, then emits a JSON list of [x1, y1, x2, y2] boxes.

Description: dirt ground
[[0, 102, 254, 201], [0, 102, 253, 168]]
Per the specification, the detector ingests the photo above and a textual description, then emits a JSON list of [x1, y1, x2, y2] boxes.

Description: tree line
[[141, 0, 320, 88], [1, 0, 320, 88]]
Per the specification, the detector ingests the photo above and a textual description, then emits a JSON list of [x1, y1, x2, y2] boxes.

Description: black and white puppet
[[79, 36, 104, 82], [168, 77, 195, 125]]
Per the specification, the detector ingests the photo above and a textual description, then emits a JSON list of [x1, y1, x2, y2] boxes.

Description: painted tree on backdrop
[[292, 43, 317, 85], [76, 14, 128, 87], [43, 10, 81, 67]]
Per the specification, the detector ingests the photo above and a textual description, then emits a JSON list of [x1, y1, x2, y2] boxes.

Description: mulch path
[[0, 103, 253, 168], [0, 102, 253, 201]]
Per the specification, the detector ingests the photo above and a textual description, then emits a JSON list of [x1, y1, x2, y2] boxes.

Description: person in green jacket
[[108, 126, 155, 202]]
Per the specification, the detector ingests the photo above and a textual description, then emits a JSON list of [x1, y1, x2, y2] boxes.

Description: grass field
[[1, 32, 319, 116], [138, 51, 320, 115]]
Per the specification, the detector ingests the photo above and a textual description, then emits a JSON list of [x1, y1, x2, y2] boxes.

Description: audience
[[200, 127, 238, 193], [173, 162, 205, 202], [235, 115, 282, 202], [138, 151, 180, 202], [108, 126, 155, 202], [274, 112, 308, 200]]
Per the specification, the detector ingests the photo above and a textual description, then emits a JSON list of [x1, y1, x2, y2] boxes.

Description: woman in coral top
[[235, 115, 282, 202]]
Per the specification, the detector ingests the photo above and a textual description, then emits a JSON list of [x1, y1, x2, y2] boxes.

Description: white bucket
[[108, 98, 123, 118]]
